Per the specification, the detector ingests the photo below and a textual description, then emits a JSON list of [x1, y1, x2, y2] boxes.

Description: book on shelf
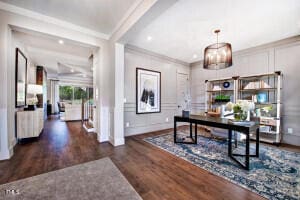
[[243, 80, 271, 90], [212, 85, 221, 91]]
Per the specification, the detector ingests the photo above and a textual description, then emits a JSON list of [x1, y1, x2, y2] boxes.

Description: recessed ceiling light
[[70, 69, 74, 73], [58, 40, 64, 44], [147, 36, 152, 41], [193, 54, 198, 59]]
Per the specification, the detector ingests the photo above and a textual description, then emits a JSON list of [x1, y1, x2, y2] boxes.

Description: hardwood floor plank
[[2, 116, 296, 199]]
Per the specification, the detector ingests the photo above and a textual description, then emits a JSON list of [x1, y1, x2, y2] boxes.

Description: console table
[[174, 115, 260, 170], [16, 108, 44, 140]]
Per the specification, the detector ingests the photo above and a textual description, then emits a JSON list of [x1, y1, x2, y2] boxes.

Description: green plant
[[226, 100, 255, 121], [215, 94, 230, 102]]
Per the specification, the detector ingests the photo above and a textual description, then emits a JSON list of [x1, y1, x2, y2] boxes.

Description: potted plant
[[225, 100, 255, 121], [214, 94, 231, 102], [27, 98, 38, 110]]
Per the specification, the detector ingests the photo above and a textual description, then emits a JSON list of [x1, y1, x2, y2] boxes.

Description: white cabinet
[[16, 108, 44, 139], [64, 104, 82, 121]]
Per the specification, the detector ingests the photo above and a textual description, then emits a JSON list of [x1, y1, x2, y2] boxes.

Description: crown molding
[[0, 2, 110, 40], [190, 35, 300, 67], [126, 44, 190, 67]]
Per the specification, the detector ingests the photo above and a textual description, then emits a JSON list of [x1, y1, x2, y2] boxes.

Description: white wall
[[6, 32, 37, 153], [124, 46, 190, 136], [190, 36, 300, 146], [0, 19, 10, 160]]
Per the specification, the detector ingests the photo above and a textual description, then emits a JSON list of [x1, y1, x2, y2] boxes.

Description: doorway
[[176, 72, 190, 115]]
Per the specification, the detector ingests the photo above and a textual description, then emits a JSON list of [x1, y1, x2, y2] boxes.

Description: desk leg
[[195, 124, 197, 144], [245, 132, 250, 170], [256, 127, 259, 157], [174, 119, 177, 143], [228, 129, 232, 157], [234, 132, 238, 148]]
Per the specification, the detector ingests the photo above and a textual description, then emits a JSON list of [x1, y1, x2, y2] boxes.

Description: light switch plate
[[287, 128, 293, 134], [126, 122, 130, 127]]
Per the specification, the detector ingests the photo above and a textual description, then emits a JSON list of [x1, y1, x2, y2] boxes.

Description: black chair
[[57, 102, 65, 113]]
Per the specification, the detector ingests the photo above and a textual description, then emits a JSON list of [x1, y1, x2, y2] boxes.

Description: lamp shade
[[27, 84, 43, 94], [203, 42, 232, 70]]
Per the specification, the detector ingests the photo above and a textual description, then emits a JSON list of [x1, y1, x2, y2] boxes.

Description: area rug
[[144, 132, 300, 200], [0, 157, 142, 200]]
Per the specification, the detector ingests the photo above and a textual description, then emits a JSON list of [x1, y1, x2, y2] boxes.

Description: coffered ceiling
[[127, 0, 300, 63], [0, 0, 140, 36], [12, 29, 96, 80]]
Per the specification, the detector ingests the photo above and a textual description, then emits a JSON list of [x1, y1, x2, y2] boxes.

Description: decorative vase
[[25, 105, 36, 110], [234, 111, 248, 121], [182, 110, 190, 118]]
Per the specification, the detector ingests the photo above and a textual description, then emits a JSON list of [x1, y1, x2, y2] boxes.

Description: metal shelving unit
[[205, 77, 238, 114], [238, 71, 282, 144], [204, 72, 283, 144]]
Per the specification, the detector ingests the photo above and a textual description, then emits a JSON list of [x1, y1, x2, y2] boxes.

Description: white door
[[177, 73, 189, 114]]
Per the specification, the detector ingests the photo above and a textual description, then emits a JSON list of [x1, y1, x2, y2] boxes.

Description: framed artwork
[[15, 48, 27, 108], [136, 68, 161, 114], [257, 92, 268, 103]]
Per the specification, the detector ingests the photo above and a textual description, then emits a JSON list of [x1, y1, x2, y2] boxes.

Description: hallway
[[0, 116, 112, 185]]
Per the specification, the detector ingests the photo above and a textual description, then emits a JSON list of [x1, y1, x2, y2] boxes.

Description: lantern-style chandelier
[[203, 30, 232, 70]]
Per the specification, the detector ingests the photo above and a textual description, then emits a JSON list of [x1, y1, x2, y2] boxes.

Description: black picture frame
[[136, 68, 161, 114], [15, 48, 27, 108]]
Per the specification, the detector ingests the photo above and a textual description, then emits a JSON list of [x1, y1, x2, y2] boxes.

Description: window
[[59, 85, 73, 103], [59, 85, 93, 104]]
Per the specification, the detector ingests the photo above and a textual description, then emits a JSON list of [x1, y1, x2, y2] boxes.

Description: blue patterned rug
[[144, 132, 300, 200]]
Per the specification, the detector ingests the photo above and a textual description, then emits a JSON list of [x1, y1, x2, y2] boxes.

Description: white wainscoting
[[124, 102, 177, 136], [190, 36, 300, 146], [124, 46, 190, 136]]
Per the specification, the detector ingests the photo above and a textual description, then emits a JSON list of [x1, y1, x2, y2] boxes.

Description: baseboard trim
[[109, 136, 125, 146], [0, 149, 10, 161], [282, 134, 300, 147], [125, 123, 173, 137]]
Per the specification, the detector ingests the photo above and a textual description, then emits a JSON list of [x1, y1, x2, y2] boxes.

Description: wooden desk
[[174, 115, 260, 170]]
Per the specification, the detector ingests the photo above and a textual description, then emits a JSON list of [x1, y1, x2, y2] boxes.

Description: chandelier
[[203, 30, 232, 70]]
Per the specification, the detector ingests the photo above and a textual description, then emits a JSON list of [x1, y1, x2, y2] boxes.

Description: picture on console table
[[136, 68, 161, 114]]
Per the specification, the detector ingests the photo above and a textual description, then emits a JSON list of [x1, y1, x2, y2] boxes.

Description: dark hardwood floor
[[1, 115, 298, 199]]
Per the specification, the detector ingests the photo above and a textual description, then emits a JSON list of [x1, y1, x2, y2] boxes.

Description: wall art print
[[136, 68, 161, 114]]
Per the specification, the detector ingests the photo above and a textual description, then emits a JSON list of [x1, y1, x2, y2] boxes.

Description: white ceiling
[[1, 0, 140, 35], [127, 0, 300, 63], [12, 30, 95, 80]]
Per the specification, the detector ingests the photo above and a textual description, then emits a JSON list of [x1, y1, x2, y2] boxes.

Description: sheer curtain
[[50, 79, 59, 114]]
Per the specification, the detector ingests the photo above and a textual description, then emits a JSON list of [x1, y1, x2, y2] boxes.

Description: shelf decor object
[[203, 30, 232, 70], [223, 81, 230, 88], [27, 84, 43, 110], [214, 94, 231, 102], [257, 92, 267, 103]]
